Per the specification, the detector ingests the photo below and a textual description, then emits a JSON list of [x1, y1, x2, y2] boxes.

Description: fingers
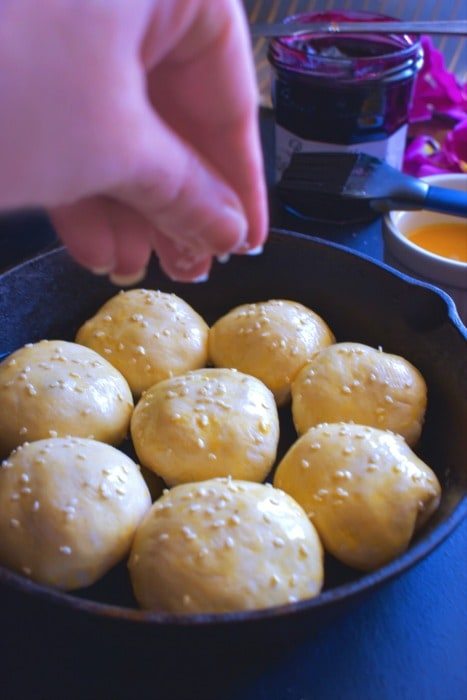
[[49, 198, 116, 274], [145, 0, 268, 252], [150, 229, 212, 283], [110, 108, 249, 261], [49, 197, 152, 284]]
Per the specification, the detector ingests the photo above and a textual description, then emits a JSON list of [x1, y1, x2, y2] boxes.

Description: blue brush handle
[[424, 185, 467, 217]]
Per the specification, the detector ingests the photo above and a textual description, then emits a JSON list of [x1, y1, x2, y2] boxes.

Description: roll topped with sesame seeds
[[0, 340, 133, 457], [291, 342, 427, 446], [274, 423, 441, 571], [208, 300, 335, 406], [0, 438, 151, 590], [131, 368, 279, 486], [76, 289, 209, 396], [129, 478, 323, 614]]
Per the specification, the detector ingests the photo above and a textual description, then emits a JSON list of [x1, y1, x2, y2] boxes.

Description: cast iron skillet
[[0, 230, 466, 689]]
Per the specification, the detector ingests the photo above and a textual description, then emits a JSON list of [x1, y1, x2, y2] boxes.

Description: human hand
[[0, 0, 267, 282]]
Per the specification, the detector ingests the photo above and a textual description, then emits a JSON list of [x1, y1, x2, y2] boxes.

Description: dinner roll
[[129, 478, 323, 613], [0, 438, 151, 590], [0, 340, 133, 457], [131, 368, 279, 486], [274, 423, 441, 571], [76, 289, 209, 396], [292, 342, 427, 445], [209, 300, 335, 406]]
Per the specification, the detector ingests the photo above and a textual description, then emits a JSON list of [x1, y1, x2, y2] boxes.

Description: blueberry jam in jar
[[268, 11, 424, 223]]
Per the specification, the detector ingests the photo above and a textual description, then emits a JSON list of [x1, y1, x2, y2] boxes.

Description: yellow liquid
[[408, 222, 467, 263]]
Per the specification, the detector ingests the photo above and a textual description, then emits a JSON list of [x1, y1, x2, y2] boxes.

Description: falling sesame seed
[[59, 545, 72, 555]]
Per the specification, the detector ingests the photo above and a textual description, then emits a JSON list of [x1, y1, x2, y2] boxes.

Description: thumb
[[110, 109, 249, 273]]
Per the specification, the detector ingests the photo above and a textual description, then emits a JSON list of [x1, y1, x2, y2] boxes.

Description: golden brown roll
[[209, 300, 335, 405], [129, 478, 323, 613], [0, 340, 133, 457], [292, 342, 427, 445], [274, 423, 441, 571], [0, 438, 151, 590], [76, 289, 209, 396], [131, 368, 279, 486]]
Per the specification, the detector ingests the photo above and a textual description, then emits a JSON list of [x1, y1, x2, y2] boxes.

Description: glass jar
[[268, 11, 424, 222]]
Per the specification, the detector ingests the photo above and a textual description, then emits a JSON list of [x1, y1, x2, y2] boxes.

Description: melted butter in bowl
[[383, 173, 467, 325], [407, 221, 467, 263]]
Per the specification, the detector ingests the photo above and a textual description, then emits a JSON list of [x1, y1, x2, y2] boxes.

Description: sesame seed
[[310, 442, 321, 450], [197, 438, 205, 449], [341, 385, 351, 394], [384, 395, 394, 404], [270, 574, 280, 587], [273, 537, 285, 548], [229, 514, 241, 526], [367, 464, 378, 472], [103, 348, 112, 355], [32, 500, 40, 512], [102, 314, 112, 322], [317, 488, 328, 497], [10, 519, 20, 528], [299, 544, 308, 558], [131, 313, 143, 322], [343, 446, 354, 455], [269, 498, 279, 506], [19, 427, 28, 435], [301, 459, 310, 469], [181, 526, 196, 540], [225, 536, 235, 549], [59, 546, 72, 555], [48, 430, 58, 438], [212, 519, 225, 528], [198, 547, 209, 558], [20, 473, 30, 483], [21, 487, 32, 495], [158, 533, 169, 541], [135, 345, 146, 356], [289, 574, 298, 588], [10, 493, 20, 501], [336, 487, 349, 497], [116, 487, 126, 496], [26, 384, 37, 396]]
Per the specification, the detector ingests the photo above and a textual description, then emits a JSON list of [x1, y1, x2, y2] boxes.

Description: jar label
[[275, 124, 408, 180]]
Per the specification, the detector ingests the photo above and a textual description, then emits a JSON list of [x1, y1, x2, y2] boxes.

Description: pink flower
[[403, 120, 467, 176], [409, 37, 467, 123], [403, 38, 467, 176]]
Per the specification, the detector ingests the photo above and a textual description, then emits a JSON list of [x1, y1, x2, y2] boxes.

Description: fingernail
[[216, 253, 230, 264], [109, 269, 147, 287], [192, 273, 209, 283], [91, 264, 115, 275], [175, 256, 206, 271], [222, 206, 248, 248], [246, 245, 263, 256]]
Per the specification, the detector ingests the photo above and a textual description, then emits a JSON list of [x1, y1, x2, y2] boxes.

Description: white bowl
[[383, 173, 467, 326]]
